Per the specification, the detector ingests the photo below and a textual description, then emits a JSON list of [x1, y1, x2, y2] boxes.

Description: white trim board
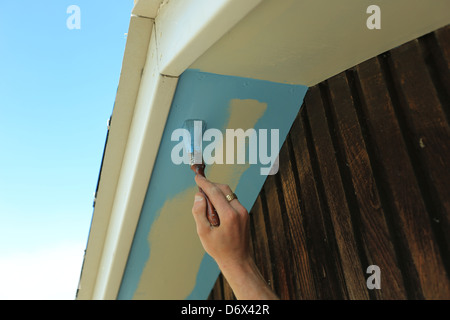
[[132, 0, 164, 19], [76, 15, 154, 300]]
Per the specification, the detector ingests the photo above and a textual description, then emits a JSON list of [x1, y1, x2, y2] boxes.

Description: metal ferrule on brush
[[182, 119, 220, 227], [183, 119, 205, 165]]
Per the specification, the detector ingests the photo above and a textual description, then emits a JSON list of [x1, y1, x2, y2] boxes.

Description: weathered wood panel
[[210, 25, 450, 300]]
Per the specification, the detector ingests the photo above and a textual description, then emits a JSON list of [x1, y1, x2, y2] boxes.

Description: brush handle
[[191, 163, 220, 227]]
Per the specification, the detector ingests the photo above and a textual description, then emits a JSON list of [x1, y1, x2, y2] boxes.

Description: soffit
[[191, 0, 450, 86]]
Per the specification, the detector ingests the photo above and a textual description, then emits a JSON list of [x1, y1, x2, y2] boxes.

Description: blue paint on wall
[[117, 69, 308, 299], [185, 253, 219, 300]]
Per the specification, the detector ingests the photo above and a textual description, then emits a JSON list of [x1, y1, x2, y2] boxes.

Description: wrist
[[217, 255, 255, 276], [217, 256, 278, 300]]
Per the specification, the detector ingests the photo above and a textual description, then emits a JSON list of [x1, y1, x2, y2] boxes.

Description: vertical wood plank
[[262, 175, 296, 299], [354, 56, 436, 299], [278, 136, 316, 299], [434, 25, 450, 74], [326, 71, 407, 299], [386, 40, 450, 298], [289, 111, 346, 299], [306, 86, 369, 299], [419, 31, 450, 123], [249, 195, 275, 292]]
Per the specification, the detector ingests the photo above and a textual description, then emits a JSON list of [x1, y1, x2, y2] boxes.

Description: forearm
[[218, 258, 279, 300], [191, 176, 279, 300]]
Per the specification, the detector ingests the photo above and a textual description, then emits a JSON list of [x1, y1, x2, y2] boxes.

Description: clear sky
[[0, 1, 134, 299]]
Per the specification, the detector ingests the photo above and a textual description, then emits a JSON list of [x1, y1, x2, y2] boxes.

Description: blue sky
[[0, 1, 134, 299]]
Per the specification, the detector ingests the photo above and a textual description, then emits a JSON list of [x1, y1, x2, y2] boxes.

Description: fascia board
[[92, 27, 178, 300], [76, 15, 153, 300]]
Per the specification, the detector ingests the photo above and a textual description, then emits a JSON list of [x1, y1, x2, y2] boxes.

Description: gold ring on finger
[[225, 193, 238, 202]]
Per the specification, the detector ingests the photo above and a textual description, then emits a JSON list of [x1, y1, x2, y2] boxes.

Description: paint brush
[[183, 119, 220, 227]]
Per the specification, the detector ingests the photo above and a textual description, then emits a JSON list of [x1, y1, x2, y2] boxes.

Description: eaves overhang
[[77, 0, 450, 300]]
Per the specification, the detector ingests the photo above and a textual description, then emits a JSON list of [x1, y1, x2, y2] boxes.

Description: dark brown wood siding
[[209, 25, 450, 300]]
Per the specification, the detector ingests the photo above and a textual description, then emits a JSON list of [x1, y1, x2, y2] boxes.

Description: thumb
[[192, 192, 210, 234]]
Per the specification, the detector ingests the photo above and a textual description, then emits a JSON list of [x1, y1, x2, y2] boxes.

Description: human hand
[[191, 175, 279, 300], [191, 175, 252, 270]]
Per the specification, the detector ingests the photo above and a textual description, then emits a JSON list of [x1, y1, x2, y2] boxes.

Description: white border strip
[[92, 28, 178, 300], [76, 15, 154, 300]]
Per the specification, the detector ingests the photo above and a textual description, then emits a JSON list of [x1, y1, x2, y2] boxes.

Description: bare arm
[[191, 174, 279, 300]]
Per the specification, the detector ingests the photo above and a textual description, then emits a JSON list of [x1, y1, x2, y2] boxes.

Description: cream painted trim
[[92, 28, 178, 300], [155, 0, 263, 76], [190, 0, 450, 86], [76, 0, 263, 300], [76, 15, 154, 300], [132, 0, 164, 19]]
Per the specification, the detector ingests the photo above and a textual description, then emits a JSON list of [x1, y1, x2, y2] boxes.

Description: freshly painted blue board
[[118, 70, 308, 300]]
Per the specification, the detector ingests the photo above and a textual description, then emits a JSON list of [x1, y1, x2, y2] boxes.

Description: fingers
[[195, 175, 233, 214], [191, 192, 210, 235], [195, 175, 248, 216], [215, 183, 247, 216]]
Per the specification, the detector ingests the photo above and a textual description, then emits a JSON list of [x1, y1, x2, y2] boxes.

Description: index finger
[[194, 175, 232, 213]]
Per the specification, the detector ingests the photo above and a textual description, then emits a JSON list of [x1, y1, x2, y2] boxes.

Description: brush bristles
[[183, 119, 206, 165]]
